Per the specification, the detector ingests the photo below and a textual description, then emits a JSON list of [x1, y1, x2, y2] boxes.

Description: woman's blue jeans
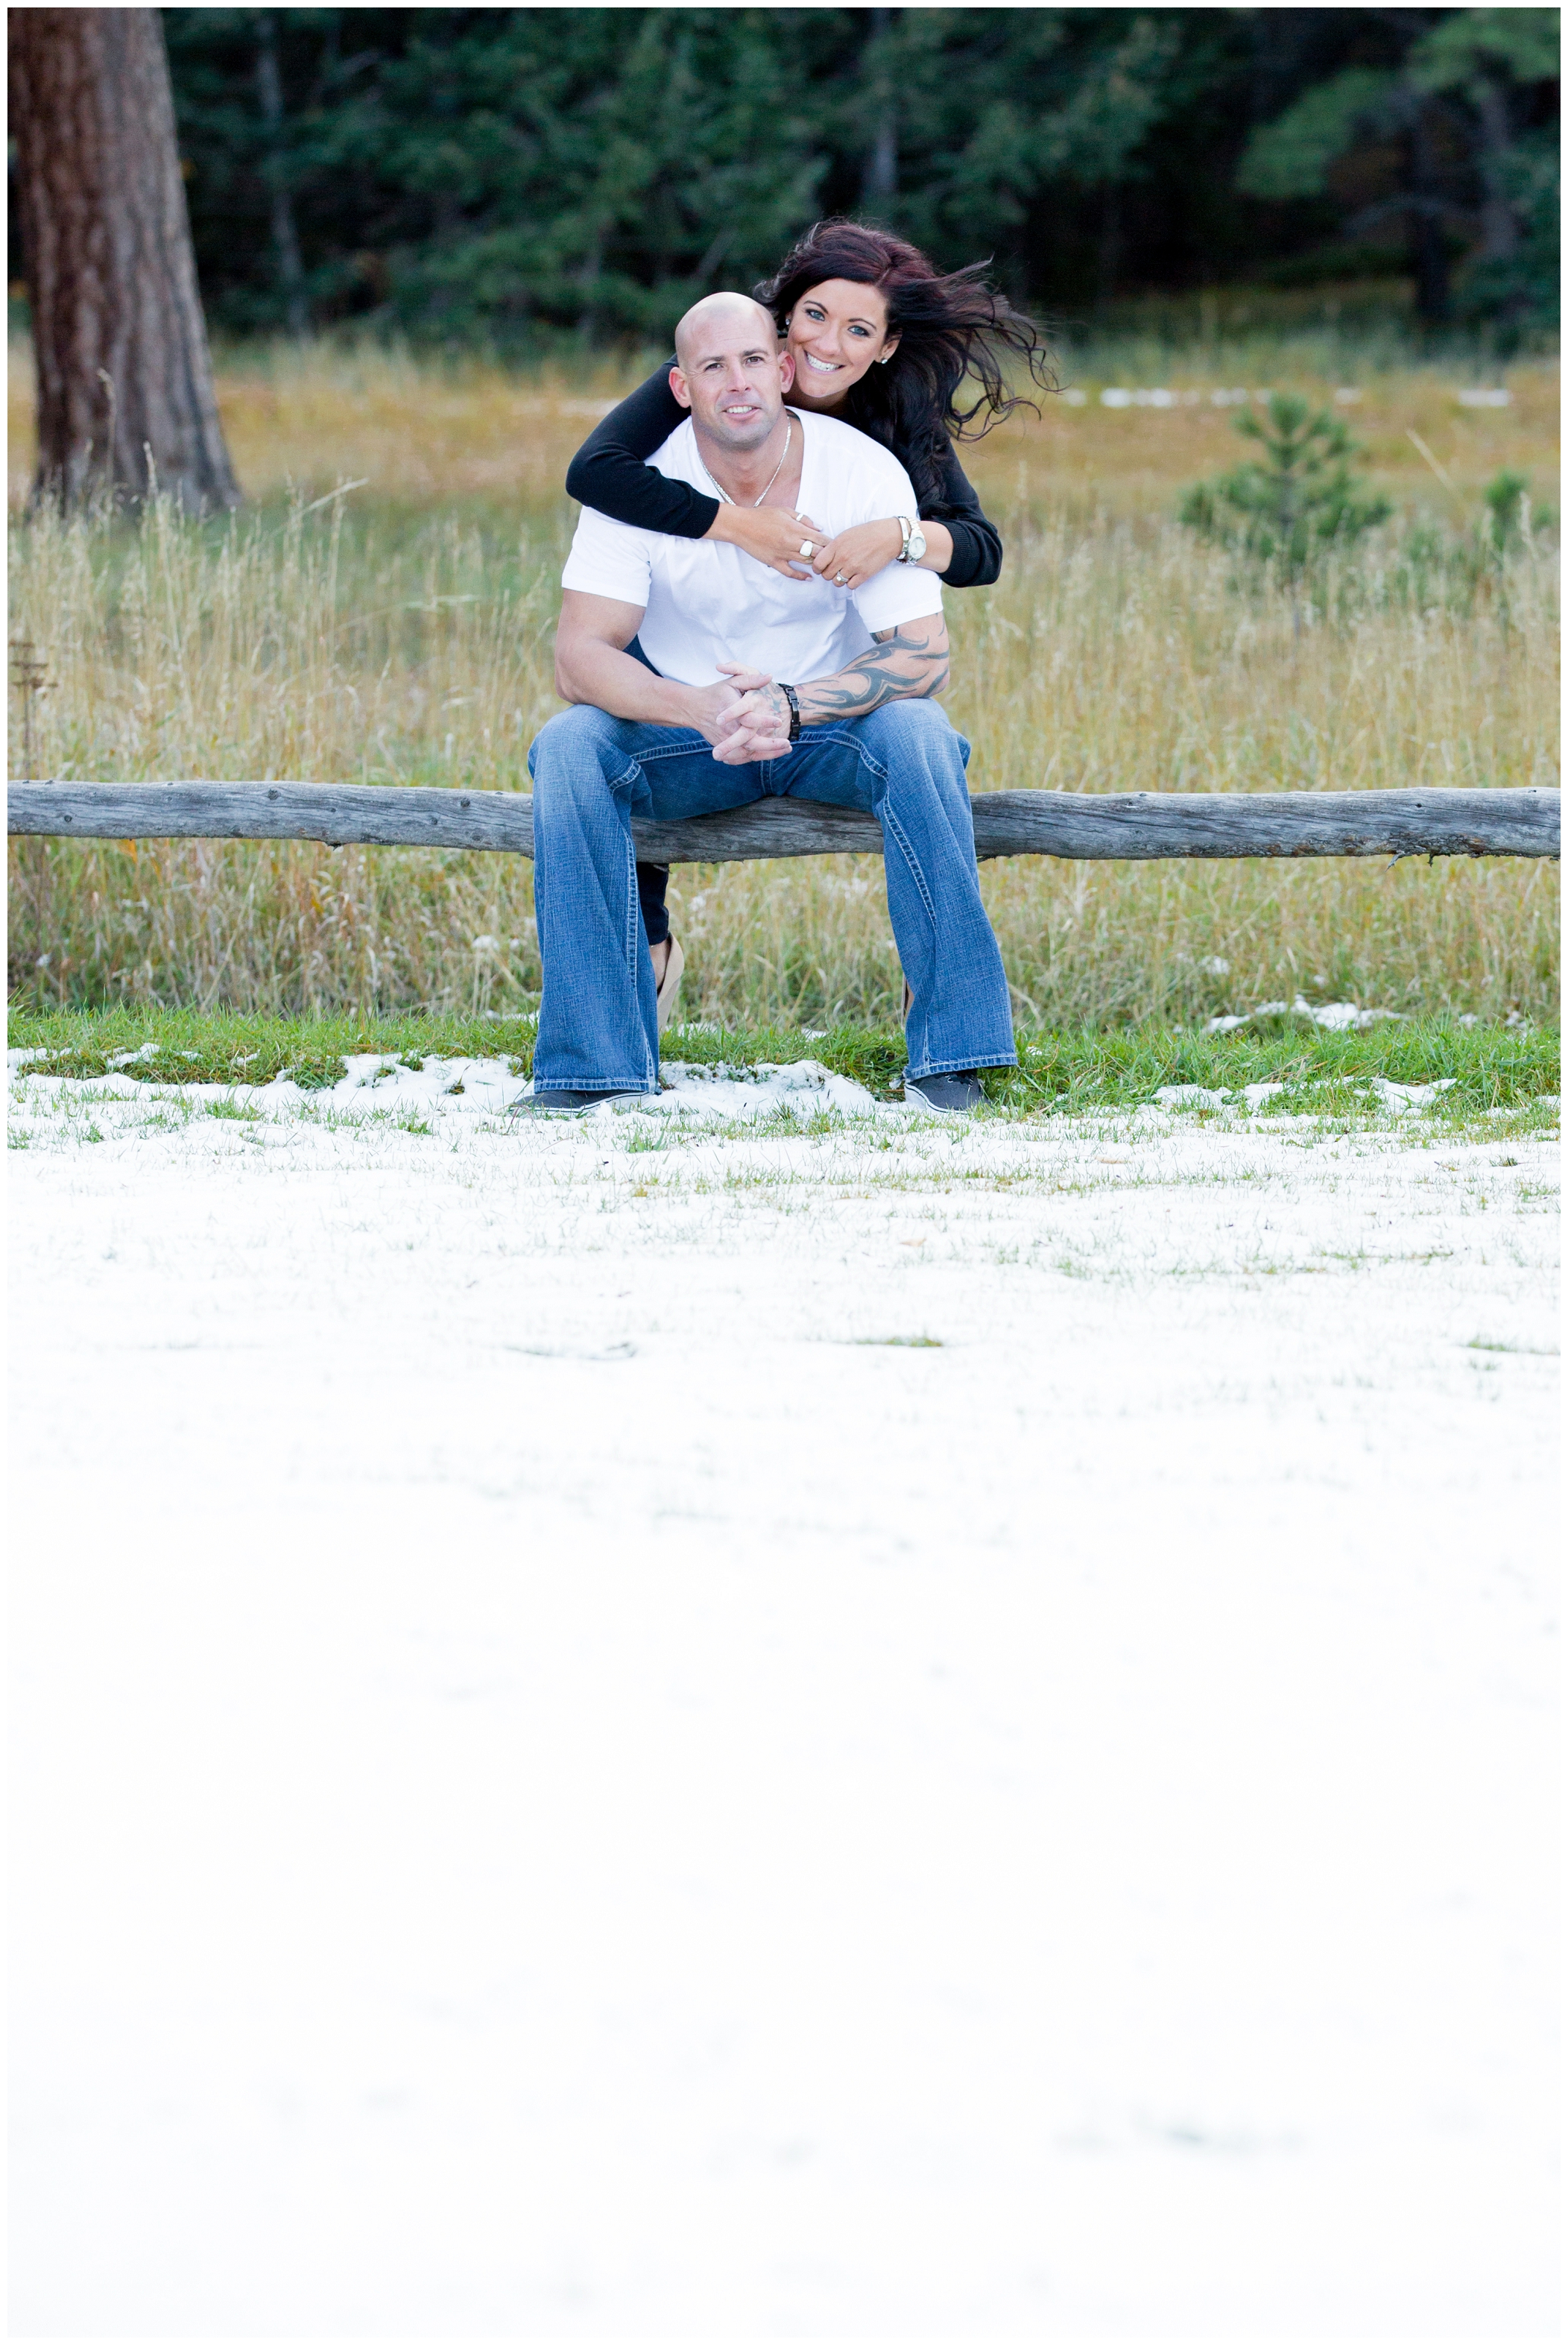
[[526, 698, 1017, 1096]]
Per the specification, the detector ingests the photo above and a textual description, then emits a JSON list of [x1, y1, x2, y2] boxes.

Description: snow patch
[[1371, 1076, 1458, 1114], [1154, 1085, 1228, 1110], [655, 1058, 886, 1119], [1205, 997, 1411, 1035], [10, 1051, 905, 1129]]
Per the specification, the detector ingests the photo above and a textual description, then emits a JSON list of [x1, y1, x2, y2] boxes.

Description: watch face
[[908, 526, 927, 560]]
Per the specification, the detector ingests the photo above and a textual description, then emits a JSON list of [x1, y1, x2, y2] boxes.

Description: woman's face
[[783, 278, 898, 405]]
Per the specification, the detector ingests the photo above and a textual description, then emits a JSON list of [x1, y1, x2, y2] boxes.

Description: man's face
[[670, 312, 796, 452]]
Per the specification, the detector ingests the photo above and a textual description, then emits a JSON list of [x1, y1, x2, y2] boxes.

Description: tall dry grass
[[8, 338, 1560, 1024]]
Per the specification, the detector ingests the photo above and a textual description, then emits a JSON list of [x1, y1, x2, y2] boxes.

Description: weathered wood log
[[7, 779, 1560, 861]]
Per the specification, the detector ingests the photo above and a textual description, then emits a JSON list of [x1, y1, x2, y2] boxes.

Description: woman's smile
[[785, 277, 897, 408]]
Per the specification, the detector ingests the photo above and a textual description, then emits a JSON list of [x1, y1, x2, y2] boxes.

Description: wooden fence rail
[[7, 780, 1560, 862]]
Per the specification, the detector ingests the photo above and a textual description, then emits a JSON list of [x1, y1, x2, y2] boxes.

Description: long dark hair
[[753, 218, 1055, 514]]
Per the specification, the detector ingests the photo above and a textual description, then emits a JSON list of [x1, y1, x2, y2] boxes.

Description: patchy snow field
[[8, 1056, 1559, 2339]]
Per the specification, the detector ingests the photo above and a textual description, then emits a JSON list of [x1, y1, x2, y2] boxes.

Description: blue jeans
[[526, 698, 1017, 1096]]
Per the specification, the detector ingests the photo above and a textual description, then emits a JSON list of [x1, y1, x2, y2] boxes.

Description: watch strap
[[780, 683, 801, 742]]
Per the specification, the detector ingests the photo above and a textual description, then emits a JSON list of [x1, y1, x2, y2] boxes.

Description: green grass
[[10, 1004, 1558, 1129]]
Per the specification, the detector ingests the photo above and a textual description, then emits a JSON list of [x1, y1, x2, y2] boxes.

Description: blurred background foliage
[[17, 5, 1549, 353]]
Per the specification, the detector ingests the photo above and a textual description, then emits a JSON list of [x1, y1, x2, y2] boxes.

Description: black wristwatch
[[779, 683, 802, 742]]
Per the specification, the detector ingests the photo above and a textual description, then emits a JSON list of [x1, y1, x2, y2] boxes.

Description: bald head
[[673, 291, 778, 371], [669, 291, 794, 458]]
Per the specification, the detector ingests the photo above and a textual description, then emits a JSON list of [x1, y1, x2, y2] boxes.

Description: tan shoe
[[656, 935, 686, 1035]]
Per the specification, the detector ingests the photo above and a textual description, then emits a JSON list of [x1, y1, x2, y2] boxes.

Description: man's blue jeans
[[526, 698, 1017, 1096]]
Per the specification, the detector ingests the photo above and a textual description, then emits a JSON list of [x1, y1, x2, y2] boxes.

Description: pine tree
[[9, 7, 240, 512], [1180, 395, 1391, 584]]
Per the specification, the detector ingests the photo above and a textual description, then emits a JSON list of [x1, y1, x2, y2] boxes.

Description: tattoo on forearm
[[798, 626, 950, 722]]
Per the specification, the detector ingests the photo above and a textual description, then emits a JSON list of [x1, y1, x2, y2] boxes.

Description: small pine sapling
[[1483, 468, 1553, 555], [1180, 394, 1392, 605]]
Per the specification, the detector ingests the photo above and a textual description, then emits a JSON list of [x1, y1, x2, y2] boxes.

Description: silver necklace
[[702, 414, 794, 508]]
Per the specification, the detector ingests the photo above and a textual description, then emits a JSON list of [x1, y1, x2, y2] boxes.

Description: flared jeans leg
[[528, 706, 667, 1095], [528, 705, 763, 1094], [850, 700, 1017, 1078], [771, 700, 1016, 1077]]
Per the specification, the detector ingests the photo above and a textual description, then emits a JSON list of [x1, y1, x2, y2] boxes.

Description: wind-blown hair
[[754, 218, 1055, 514]]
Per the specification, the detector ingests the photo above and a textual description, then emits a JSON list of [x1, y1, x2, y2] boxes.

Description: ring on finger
[[835, 570, 847, 585], [798, 539, 815, 559]]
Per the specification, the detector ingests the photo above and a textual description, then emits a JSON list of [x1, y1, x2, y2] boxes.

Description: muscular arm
[[716, 612, 949, 759], [554, 590, 699, 727], [797, 613, 950, 720]]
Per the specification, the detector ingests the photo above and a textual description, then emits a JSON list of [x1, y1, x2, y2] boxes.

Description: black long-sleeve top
[[565, 364, 1003, 589]]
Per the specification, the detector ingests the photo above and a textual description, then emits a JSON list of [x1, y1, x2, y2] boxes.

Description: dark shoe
[[904, 1070, 984, 1116], [509, 1088, 649, 1119]]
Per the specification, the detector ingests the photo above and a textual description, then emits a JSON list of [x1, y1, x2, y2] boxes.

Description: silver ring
[[834, 570, 847, 585], [798, 539, 815, 559]]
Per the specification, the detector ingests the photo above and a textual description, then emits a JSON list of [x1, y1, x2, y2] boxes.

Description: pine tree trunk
[[8, 7, 241, 513]]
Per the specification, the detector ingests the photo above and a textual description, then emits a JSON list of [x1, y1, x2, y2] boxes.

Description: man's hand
[[674, 663, 783, 760], [678, 679, 742, 744], [715, 663, 774, 695], [712, 679, 794, 764]]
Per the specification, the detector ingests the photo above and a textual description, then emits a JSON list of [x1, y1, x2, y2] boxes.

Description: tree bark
[[8, 7, 241, 513]]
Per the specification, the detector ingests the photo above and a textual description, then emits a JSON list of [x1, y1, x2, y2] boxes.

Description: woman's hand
[[812, 517, 955, 587], [809, 518, 906, 590], [706, 504, 833, 580]]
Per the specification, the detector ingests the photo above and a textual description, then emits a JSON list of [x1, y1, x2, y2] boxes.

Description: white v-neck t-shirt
[[561, 408, 943, 688]]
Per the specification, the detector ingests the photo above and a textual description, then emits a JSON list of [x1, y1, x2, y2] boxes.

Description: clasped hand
[[683, 665, 794, 764], [715, 665, 794, 763]]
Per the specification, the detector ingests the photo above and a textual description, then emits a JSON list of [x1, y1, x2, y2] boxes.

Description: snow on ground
[[8, 1058, 1560, 2338]]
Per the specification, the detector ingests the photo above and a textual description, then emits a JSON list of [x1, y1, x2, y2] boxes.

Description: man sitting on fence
[[517, 291, 1017, 1117]]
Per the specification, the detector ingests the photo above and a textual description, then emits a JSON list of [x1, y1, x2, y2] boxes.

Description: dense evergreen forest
[[26, 7, 1564, 346]]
